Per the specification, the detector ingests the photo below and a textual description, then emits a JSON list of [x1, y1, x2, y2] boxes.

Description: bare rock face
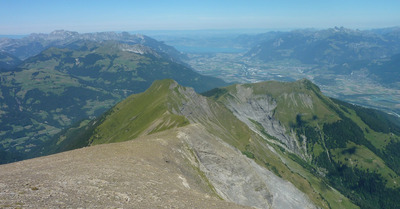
[[178, 124, 316, 209], [120, 43, 161, 57], [225, 85, 304, 156], [0, 130, 250, 209]]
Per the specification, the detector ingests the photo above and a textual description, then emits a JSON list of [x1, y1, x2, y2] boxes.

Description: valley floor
[[185, 53, 400, 115]]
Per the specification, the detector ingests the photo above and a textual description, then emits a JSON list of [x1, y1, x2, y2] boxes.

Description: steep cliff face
[[177, 124, 316, 209], [223, 84, 304, 157], [204, 79, 339, 160], [167, 83, 317, 208]]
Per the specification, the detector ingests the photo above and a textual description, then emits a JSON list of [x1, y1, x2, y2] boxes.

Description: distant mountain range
[[0, 32, 226, 164], [327, 52, 400, 88], [246, 27, 400, 64], [244, 27, 400, 88], [0, 30, 185, 61]]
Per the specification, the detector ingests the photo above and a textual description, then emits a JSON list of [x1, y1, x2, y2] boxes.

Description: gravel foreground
[[0, 129, 251, 209]]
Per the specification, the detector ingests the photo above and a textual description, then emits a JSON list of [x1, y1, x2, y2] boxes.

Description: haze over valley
[[151, 27, 400, 116]]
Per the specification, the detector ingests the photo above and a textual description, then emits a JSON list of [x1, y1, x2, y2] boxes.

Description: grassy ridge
[[89, 80, 189, 145]]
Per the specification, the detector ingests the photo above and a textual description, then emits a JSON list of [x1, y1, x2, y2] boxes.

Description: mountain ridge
[[45, 79, 372, 208], [6, 78, 400, 208], [87, 79, 400, 208], [246, 27, 400, 65], [33, 79, 331, 208]]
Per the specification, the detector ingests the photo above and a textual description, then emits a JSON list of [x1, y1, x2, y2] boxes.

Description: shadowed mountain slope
[[0, 51, 21, 71]]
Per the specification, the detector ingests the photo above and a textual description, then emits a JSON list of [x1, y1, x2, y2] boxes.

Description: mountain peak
[[119, 43, 159, 56], [49, 29, 78, 35], [146, 79, 180, 93], [0, 30, 185, 61], [153, 79, 178, 87], [29, 30, 79, 40], [297, 78, 321, 91]]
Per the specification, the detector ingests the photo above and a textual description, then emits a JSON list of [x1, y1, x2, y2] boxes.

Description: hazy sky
[[1, 0, 399, 34]]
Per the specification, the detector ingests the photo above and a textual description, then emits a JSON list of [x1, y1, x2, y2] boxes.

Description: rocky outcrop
[[224, 84, 304, 157], [178, 124, 316, 209]]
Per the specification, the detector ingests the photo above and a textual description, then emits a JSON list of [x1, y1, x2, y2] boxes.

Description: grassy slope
[[89, 80, 189, 145], [250, 79, 340, 126], [333, 106, 400, 188]]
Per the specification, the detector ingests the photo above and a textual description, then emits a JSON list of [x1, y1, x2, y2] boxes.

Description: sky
[[1, 0, 400, 34]]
